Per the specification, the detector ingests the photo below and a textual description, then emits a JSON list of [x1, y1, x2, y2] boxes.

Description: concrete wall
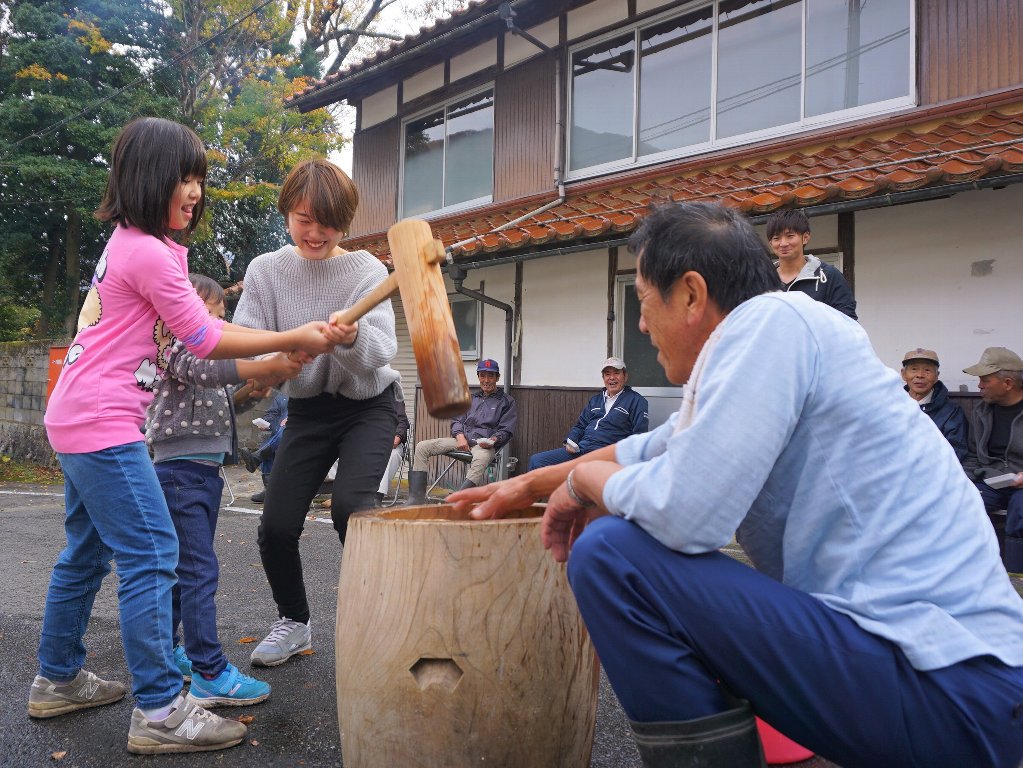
[[0, 340, 65, 465]]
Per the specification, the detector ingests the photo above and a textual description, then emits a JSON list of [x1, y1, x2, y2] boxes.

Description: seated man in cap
[[962, 346, 1023, 571], [407, 358, 518, 503], [901, 347, 967, 460], [528, 357, 649, 471]]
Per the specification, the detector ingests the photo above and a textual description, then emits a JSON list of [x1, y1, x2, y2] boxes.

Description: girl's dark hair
[[278, 158, 359, 234], [188, 273, 224, 304], [96, 117, 207, 238], [629, 202, 782, 313]]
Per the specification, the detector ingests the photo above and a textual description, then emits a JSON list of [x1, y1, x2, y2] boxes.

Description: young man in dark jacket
[[901, 347, 967, 460], [767, 209, 857, 319], [528, 357, 649, 470]]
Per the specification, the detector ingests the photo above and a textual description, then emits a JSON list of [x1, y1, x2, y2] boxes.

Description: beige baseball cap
[[601, 356, 627, 371], [963, 347, 1023, 376], [901, 348, 939, 366]]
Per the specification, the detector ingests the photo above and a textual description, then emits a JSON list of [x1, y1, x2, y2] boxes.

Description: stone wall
[[0, 339, 274, 468], [0, 340, 67, 466]]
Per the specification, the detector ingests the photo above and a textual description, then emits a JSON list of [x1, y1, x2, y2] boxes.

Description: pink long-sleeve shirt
[[45, 224, 223, 453]]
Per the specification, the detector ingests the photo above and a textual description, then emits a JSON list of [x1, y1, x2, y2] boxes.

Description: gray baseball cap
[[963, 347, 1023, 376]]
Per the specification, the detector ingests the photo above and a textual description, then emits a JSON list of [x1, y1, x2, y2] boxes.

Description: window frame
[[613, 274, 675, 390], [448, 292, 482, 361], [566, 0, 916, 181], [398, 83, 496, 219]]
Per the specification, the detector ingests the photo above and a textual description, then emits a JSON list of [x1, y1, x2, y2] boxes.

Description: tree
[[0, 0, 176, 339]]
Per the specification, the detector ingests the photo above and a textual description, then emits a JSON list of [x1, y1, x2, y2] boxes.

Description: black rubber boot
[[239, 447, 267, 474], [458, 479, 477, 491], [251, 473, 270, 503], [629, 701, 766, 768], [406, 471, 427, 505]]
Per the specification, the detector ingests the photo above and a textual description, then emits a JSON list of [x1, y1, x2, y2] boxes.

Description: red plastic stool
[[756, 717, 814, 764]]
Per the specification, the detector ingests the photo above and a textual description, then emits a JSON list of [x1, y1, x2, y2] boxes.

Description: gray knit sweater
[[145, 342, 242, 464], [233, 246, 399, 400]]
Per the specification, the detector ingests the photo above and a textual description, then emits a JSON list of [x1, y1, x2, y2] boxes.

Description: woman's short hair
[[278, 158, 359, 234], [96, 117, 207, 238]]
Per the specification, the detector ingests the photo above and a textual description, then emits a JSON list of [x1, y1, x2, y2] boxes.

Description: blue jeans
[[975, 480, 1023, 536], [40, 444, 182, 709], [568, 516, 1023, 768], [527, 446, 577, 471], [156, 460, 227, 678]]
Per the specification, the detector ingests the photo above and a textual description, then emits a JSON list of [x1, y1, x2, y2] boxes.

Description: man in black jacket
[[767, 209, 857, 319], [900, 347, 967, 460]]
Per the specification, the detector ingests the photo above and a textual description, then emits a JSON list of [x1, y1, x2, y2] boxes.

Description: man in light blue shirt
[[453, 202, 1023, 768]]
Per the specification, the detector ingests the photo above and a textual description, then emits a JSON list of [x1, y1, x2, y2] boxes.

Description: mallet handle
[[332, 273, 399, 326]]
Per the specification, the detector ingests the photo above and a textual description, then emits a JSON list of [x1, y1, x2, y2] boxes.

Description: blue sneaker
[[186, 663, 270, 707], [173, 646, 193, 683]]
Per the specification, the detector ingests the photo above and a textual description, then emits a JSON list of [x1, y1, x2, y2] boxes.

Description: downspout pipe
[[449, 263, 514, 397]]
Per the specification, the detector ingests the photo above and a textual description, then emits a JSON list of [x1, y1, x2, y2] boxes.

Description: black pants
[[257, 390, 396, 623]]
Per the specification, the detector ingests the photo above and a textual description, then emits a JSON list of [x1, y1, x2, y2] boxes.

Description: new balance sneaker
[[173, 645, 193, 683], [250, 618, 311, 667], [127, 694, 246, 754], [28, 669, 126, 719], [187, 663, 270, 707]]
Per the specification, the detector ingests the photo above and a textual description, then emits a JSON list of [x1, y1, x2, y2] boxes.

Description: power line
[[1, 0, 278, 154]]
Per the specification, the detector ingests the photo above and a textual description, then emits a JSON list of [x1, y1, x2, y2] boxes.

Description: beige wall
[[856, 183, 1023, 392], [519, 249, 609, 387]]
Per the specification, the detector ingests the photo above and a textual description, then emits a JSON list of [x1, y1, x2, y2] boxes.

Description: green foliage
[[0, 0, 436, 334]]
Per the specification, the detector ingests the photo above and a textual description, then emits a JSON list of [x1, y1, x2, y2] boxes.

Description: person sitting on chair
[[962, 347, 1023, 573], [528, 357, 649, 471], [407, 359, 517, 503], [900, 347, 967, 460]]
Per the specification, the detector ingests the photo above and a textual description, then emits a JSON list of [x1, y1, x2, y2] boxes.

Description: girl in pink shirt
[[31, 117, 343, 755]]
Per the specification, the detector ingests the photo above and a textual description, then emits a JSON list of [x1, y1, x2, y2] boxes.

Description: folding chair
[[381, 436, 411, 507], [220, 465, 236, 506]]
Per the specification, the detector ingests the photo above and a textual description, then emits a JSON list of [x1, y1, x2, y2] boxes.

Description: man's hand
[[449, 475, 538, 519], [454, 433, 470, 451], [541, 483, 607, 563], [476, 437, 496, 449], [327, 313, 360, 346], [565, 439, 580, 455], [1012, 472, 1023, 489], [393, 435, 401, 449]]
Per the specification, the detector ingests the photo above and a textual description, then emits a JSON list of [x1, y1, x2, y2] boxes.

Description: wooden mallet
[[332, 219, 471, 419]]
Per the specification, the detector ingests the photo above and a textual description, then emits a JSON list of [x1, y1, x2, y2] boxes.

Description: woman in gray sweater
[[232, 159, 399, 669]]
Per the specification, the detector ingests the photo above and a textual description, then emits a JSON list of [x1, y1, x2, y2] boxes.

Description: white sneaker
[[250, 618, 311, 667], [127, 694, 246, 754]]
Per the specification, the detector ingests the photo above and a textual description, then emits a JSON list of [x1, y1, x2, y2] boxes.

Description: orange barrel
[[336, 504, 599, 767]]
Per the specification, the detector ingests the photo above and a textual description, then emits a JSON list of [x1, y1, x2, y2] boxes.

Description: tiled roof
[[345, 101, 1023, 265]]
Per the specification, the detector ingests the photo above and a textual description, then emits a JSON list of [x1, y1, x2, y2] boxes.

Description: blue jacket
[[605, 292, 1023, 671], [905, 380, 967, 461], [451, 389, 517, 450], [567, 387, 649, 454]]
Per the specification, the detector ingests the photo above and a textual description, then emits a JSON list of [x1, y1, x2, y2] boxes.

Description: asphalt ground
[[0, 467, 835, 768]]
